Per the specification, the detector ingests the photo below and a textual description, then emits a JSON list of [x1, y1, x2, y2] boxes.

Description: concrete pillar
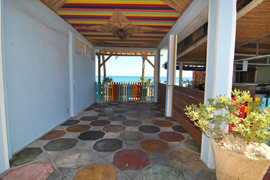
[[0, 0, 10, 173], [202, 0, 237, 168], [165, 35, 177, 116], [154, 50, 160, 103], [68, 31, 74, 117], [179, 62, 183, 86]]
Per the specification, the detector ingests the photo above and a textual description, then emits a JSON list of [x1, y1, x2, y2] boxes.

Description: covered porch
[[0, 0, 269, 179]]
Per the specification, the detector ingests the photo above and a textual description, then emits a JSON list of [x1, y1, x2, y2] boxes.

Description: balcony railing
[[95, 82, 155, 102]]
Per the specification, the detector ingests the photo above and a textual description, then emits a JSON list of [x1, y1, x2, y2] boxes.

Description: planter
[[211, 138, 270, 180]]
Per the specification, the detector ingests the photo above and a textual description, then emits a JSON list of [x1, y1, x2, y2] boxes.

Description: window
[[75, 36, 94, 60]]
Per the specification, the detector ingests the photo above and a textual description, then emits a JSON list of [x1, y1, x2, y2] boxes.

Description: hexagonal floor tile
[[55, 149, 94, 169], [78, 131, 105, 140], [113, 149, 149, 170], [143, 165, 185, 180], [74, 164, 117, 180], [10, 148, 43, 167], [39, 130, 66, 140], [140, 140, 169, 153], [93, 139, 123, 152], [122, 120, 142, 126], [98, 112, 114, 117], [103, 125, 125, 133], [172, 125, 187, 133], [90, 120, 111, 126], [184, 139, 201, 153], [61, 120, 79, 126], [80, 116, 99, 121], [117, 105, 128, 109], [151, 113, 165, 117], [66, 125, 90, 132], [125, 112, 139, 117], [43, 139, 78, 151], [153, 120, 173, 127], [167, 150, 206, 171], [109, 115, 127, 121], [149, 108, 161, 111], [165, 117, 177, 122], [1, 163, 55, 180], [119, 131, 144, 141], [159, 132, 185, 142], [114, 110, 128, 114], [139, 125, 160, 133]]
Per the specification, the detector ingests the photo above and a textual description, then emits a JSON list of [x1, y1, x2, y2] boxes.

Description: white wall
[[1, 0, 95, 159], [73, 53, 95, 114]]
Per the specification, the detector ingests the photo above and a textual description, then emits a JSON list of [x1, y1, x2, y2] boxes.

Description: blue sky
[[95, 50, 193, 77]]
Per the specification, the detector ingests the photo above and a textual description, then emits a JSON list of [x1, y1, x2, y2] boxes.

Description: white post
[[0, 0, 10, 173], [165, 35, 177, 117], [202, 0, 237, 168], [68, 31, 74, 117], [179, 62, 183, 86], [154, 50, 160, 103]]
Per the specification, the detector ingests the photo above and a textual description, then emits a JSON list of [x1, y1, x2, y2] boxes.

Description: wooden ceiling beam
[[100, 55, 112, 67], [142, 56, 155, 68]]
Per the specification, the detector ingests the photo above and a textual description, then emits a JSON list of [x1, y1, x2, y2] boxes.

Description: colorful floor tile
[[158, 132, 185, 142], [140, 140, 169, 153], [1, 163, 55, 180], [139, 125, 160, 133], [39, 130, 66, 140], [122, 120, 142, 126], [43, 139, 78, 151], [74, 164, 117, 180], [143, 165, 186, 180], [2, 102, 206, 180], [113, 149, 149, 170], [153, 120, 173, 127], [119, 131, 144, 141], [149, 108, 162, 111], [114, 110, 128, 114], [93, 139, 123, 152], [168, 150, 206, 171], [90, 120, 111, 126], [165, 117, 177, 122], [61, 120, 79, 126], [55, 149, 94, 168], [80, 116, 99, 121], [66, 125, 90, 132], [173, 125, 187, 133], [103, 125, 126, 133], [109, 115, 127, 121], [10, 148, 43, 167], [78, 131, 105, 140], [151, 113, 165, 117], [184, 139, 201, 153], [125, 112, 139, 117], [98, 112, 114, 117]]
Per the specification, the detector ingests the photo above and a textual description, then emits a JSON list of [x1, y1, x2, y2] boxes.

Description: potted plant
[[185, 90, 270, 180]]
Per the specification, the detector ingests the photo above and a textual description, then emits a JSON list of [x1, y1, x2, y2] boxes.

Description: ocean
[[96, 76, 192, 84]]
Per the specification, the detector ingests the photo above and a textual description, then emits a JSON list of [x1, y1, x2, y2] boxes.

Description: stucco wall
[[0, 113, 5, 173], [2, 0, 95, 158], [73, 53, 95, 114]]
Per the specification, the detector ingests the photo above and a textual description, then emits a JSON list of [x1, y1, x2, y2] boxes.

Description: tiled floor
[[0, 101, 213, 180]]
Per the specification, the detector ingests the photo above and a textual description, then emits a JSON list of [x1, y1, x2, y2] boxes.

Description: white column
[[154, 50, 160, 103], [68, 31, 74, 117], [165, 35, 177, 116], [0, 0, 10, 173], [202, 0, 237, 168], [179, 62, 183, 86]]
